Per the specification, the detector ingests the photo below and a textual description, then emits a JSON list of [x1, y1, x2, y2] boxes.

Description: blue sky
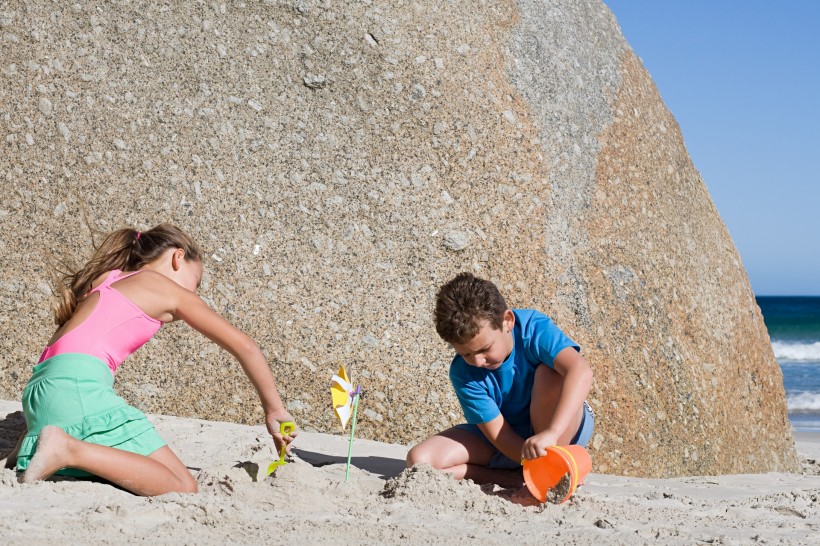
[[604, 1, 819, 296]]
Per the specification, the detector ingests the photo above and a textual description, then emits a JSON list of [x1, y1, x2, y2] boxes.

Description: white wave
[[787, 391, 820, 413], [771, 340, 820, 362], [790, 419, 820, 432]]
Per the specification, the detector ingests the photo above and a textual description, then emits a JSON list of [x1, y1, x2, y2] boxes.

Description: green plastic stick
[[345, 392, 361, 482]]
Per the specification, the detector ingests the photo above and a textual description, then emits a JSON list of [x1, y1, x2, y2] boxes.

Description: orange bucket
[[522, 445, 591, 503]]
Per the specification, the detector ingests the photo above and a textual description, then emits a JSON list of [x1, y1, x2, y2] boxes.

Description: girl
[[12, 223, 296, 495]]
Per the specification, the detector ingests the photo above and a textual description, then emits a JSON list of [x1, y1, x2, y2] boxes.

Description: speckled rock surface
[[0, 0, 797, 476]]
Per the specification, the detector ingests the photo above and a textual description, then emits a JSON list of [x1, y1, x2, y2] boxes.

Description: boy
[[406, 272, 594, 487]]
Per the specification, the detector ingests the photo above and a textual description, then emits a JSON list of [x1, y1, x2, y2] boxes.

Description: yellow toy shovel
[[266, 421, 295, 476]]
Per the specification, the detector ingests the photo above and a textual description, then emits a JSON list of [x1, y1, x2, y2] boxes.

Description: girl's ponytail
[[52, 224, 201, 326]]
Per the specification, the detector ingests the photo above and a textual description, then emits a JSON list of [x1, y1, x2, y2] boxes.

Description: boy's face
[[450, 310, 515, 370]]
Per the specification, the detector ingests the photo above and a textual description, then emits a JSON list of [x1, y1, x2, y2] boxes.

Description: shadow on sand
[[0, 410, 26, 470], [293, 447, 407, 479]]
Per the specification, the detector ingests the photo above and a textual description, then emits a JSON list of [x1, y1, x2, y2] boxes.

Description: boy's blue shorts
[[454, 401, 594, 470]]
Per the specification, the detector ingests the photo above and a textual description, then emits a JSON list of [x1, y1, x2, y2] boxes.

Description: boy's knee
[[531, 364, 563, 402], [405, 443, 435, 468], [405, 445, 423, 468], [534, 363, 562, 384]]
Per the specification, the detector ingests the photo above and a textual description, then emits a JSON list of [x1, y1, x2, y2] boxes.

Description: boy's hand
[[265, 409, 298, 453], [521, 430, 559, 460]]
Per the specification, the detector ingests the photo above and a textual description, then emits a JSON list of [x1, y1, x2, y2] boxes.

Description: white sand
[[1, 399, 818, 544]]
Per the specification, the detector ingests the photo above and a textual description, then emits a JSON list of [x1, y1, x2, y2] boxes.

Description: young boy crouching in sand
[[406, 272, 594, 489]]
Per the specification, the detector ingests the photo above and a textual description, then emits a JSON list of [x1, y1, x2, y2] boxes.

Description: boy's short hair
[[434, 272, 508, 343]]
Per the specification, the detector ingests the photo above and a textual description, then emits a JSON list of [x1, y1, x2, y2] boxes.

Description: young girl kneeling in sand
[[12, 224, 296, 495]]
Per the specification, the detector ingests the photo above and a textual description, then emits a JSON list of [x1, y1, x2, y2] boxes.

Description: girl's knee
[[177, 472, 198, 493]]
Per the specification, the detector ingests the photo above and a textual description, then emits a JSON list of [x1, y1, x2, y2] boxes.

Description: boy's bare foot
[[19, 426, 72, 484]]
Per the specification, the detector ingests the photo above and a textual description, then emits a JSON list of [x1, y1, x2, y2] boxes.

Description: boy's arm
[[522, 347, 593, 459], [477, 415, 527, 464]]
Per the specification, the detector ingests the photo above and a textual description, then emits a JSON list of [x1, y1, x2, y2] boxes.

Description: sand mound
[[1, 467, 20, 488], [383, 464, 530, 515]]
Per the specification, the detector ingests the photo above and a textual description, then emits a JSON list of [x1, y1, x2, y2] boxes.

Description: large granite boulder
[[0, 0, 797, 476]]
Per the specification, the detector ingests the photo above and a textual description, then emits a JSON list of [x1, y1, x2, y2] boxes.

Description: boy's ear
[[502, 309, 515, 333]]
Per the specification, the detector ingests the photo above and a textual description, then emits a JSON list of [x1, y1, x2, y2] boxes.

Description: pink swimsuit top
[[38, 270, 162, 374]]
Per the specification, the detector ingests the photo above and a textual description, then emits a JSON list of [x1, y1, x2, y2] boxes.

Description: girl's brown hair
[[434, 272, 508, 343], [51, 223, 202, 326]]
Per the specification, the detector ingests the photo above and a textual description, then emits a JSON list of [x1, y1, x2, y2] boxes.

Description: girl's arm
[[163, 278, 296, 449]]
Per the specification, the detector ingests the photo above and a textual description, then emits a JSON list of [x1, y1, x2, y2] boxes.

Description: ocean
[[757, 296, 820, 432]]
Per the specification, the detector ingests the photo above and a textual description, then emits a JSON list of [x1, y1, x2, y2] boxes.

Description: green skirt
[[16, 353, 166, 477]]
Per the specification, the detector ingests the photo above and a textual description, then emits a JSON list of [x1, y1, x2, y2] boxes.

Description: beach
[[1, 399, 818, 545]]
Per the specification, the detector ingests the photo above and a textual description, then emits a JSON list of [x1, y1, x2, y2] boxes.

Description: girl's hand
[[265, 410, 298, 453], [521, 430, 559, 461]]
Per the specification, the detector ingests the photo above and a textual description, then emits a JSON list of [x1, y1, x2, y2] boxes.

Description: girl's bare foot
[[19, 426, 73, 484]]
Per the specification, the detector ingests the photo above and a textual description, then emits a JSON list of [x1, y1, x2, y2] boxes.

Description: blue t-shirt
[[449, 309, 580, 427]]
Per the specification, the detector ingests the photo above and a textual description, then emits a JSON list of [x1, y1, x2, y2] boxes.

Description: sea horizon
[[755, 294, 820, 298]]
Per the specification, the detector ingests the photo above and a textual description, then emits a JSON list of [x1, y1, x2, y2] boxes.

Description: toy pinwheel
[[331, 365, 362, 482]]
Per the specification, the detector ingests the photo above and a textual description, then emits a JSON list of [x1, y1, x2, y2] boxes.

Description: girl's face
[[450, 311, 515, 370], [175, 257, 203, 293], [158, 248, 203, 292]]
